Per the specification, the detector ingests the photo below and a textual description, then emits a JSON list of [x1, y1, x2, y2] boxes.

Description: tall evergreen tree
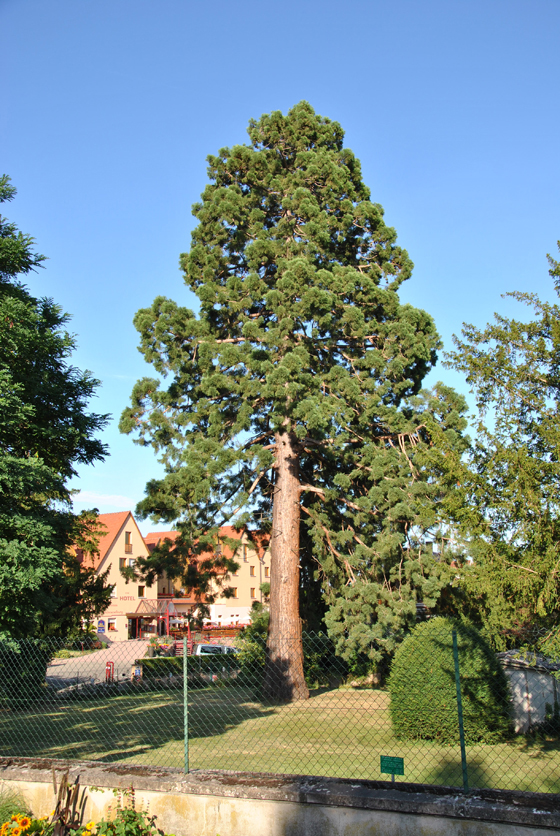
[[0, 175, 111, 638], [121, 103, 466, 698], [444, 243, 560, 655]]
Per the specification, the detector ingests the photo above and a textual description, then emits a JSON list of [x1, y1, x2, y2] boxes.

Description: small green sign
[[380, 755, 404, 776]]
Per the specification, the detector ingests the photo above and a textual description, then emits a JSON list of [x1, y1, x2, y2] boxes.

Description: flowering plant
[[0, 814, 48, 836]]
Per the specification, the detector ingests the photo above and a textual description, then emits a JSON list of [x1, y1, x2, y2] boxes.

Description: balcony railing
[[124, 543, 133, 554]]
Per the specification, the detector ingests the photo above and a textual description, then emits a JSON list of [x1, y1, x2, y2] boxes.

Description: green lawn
[[1, 684, 559, 793]]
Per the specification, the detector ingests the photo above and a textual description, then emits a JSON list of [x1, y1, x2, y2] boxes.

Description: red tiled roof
[[246, 530, 271, 560], [144, 526, 270, 559], [85, 511, 132, 569], [144, 530, 180, 552]]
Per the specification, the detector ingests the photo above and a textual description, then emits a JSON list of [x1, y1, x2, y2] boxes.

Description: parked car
[[194, 644, 238, 655]]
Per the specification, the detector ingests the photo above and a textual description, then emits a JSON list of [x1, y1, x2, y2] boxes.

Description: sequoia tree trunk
[[263, 429, 309, 701]]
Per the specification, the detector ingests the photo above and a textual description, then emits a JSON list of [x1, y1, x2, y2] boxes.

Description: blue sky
[[3, 0, 560, 530]]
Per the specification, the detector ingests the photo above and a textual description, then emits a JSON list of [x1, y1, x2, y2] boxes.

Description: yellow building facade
[[86, 512, 158, 642], [88, 516, 271, 641]]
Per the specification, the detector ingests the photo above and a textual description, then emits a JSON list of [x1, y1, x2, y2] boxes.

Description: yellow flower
[[19, 818, 31, 830], [85, 823, 95, 831], [12, 826, 22, 836], [10, 818, 18, 823]]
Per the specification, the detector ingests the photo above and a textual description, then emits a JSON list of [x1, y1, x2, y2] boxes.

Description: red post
[[105, 661, 114, 682]]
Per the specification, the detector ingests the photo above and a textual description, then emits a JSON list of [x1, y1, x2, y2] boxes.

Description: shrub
[[0, 639, 52, 708], [140, 657, 182, 679], [140, 654, 239, 689], [302, 632, 345, 687], [389, 617, 511, 744]]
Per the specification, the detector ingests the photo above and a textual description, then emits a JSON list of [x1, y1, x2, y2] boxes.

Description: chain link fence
[[0, 624, 559, 793]]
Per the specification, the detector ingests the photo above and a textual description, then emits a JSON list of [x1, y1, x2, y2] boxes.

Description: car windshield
[[198, 645, 218, 653]]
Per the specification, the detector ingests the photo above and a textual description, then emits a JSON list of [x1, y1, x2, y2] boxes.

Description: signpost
[[380, 755, 404, 783]]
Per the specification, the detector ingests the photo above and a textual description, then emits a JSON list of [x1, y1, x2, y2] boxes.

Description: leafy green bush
[[140, 657, 182, 678], [140, 654, 239, 689], [389, 617, 511, 744], [302, 632, 345, 687], [0, 639, 52, 708]]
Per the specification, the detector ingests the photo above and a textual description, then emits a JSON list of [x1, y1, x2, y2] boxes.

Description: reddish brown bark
[[263, 429, 309, 701]]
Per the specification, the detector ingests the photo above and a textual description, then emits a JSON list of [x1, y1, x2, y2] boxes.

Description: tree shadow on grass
[[0, 683, 277, 767], [422, 747, 560, 793]]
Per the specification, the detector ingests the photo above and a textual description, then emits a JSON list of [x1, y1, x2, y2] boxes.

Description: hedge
[[140, 654, 239, 680], [389, 617, 511, 744]]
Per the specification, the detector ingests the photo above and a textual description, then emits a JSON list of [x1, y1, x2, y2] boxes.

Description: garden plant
[[389, 617, 511, 744]]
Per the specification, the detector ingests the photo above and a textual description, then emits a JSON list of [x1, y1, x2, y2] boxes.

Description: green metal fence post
[[183, 640, 189, 774], [452, 629, 469, 792]]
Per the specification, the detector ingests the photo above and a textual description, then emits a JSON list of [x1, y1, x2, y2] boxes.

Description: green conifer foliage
[[121, 103, 467, 698], [444, 244, 560, 655], [0, 175, 110, 638]]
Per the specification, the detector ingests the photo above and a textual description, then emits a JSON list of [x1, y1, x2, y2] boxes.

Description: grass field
[[1, 684, 559, 793]]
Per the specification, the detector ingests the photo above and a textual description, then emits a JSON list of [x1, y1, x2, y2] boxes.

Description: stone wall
[[0, 758, 558, 836]]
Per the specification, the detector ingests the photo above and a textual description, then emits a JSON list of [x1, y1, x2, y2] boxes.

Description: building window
[[75, 549, 84, 563], [108, 618, 117, 632], [125, 531, 132, 554], [138, 586, 145, 598], [162, 587, 166, 594], [232, 588, 238, 598], [128, 558, 135, 568], [110, 586, 117, 598], [264, 566, 270, 578], [119, 558, 125, 570], [214, 540, 222, 556], [243, 545, 248, 562], [250, 566, 255, 576], [250, 588, 256, 598]]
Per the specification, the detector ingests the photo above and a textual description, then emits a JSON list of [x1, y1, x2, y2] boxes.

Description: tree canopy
[[444, 243, 560, 655], [0, 174, 111, 638], [121, 102, 467, 697]]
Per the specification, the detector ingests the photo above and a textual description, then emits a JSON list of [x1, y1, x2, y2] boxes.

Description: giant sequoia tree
[[121, 103, 466, 698]]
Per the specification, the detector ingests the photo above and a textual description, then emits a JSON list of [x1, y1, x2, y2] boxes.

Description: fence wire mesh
[[0, 626, 559, 793]]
